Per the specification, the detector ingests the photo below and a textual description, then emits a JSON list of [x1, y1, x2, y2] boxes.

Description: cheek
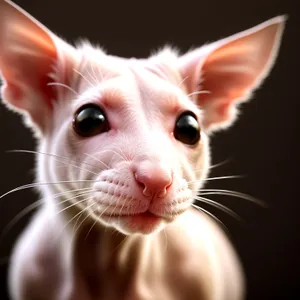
[[44, 122, 81, 182], [78, 136, 107, 155], [186, 136, 210, 189], [59, 128, 122, 182]]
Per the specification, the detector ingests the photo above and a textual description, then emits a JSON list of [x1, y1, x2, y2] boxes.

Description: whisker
[[109, 193, 123, 219], [119, 196, 131, 220], [84, 153, 109, 169], [55, 191, 93, 216], [110, 148, 128, 162], [72, 205, 89, 230], [73, 68, 94, 87], [192, 158, 232, 174], [47, 82, 78, 96], [91, 205, 115, 237], [194, 195, 242, 222], [0, 180, 96, 201], [188, 175, 244, 184], [113, 195, 127, 231], [209, 158, 233, 170], [89, 61, 101, 85], [72, 202, 97, 239], [7, 149, 98, 176], [205, 175, 244, 181], [84, 215, 99, 241], [1, 187, 93, 241], [178, 76, 189, 88], [191, 204, 229, 234], [187, 90, 211, 98], [8, 150, 96, 168], [198, 189, 266, 206], [55, 197, 94, 240], [112, 235, 129, 254], [0, 200, 42, 241], [99, 203, 114, 235], [94, 148, 127, 162], [96, 63, 105, 82], [85, 63, 99, 85], [55, 187, 93, 200], [119, 148, 130, 162]]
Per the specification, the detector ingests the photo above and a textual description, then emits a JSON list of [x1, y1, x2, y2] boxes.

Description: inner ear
[[0, 0, 77, 133], [178, 16, 286, 132]]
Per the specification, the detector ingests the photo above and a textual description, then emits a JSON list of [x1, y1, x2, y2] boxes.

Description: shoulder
[[8, 208, 64, 300], [167, 208, 245, 300]]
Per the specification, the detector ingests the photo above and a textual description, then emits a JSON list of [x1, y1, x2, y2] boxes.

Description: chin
[[102, 212, 169, 235]]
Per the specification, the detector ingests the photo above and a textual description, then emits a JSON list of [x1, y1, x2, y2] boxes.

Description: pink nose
[[134, 160, 173, 198]]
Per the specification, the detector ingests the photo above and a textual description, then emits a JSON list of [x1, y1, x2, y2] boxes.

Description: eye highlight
[[174, 111, 200, 145], [73, 104, 110, 137]]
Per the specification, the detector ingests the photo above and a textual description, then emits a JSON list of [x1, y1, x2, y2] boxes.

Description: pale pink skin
[[0, 1, 285, 299]]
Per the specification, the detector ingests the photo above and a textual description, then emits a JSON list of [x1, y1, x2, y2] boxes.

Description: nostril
[[135, 173, 145, 188], [157, 179, 173, 198], [157, 188, 167, 198], [134, 172, 153, 197], [133, 166, 173, 198]]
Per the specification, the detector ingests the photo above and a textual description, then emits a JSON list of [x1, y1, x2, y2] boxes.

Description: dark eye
[[174, 111, 200, 145], [73, 104, 110, 137]]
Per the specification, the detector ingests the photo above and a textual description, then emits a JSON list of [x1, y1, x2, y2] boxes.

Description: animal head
[[0, 0, 285, 235]]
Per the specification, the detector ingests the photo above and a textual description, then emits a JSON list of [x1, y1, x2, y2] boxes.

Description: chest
[[67, 222, 214, 300]]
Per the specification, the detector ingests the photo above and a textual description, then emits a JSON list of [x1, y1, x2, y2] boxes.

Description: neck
[[75, 223, 157, 271], [63, 216, 165, 298]]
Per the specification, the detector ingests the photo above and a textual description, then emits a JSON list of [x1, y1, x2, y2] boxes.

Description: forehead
[[74, 57, 199, 116]]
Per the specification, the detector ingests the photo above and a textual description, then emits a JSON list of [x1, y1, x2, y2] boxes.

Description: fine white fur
[[0, 1, 285, 299]]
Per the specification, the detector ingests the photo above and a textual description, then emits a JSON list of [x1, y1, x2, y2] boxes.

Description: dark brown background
[[0, 0, 298, 299]]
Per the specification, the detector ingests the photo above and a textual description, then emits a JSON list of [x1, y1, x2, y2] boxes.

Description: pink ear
[[179, 16, 286, 131], [0, 0, 77, 132]]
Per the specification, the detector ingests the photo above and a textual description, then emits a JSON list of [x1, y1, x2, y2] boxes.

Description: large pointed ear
[[179, 16, 286, 132], [0, 0, 78, 134]]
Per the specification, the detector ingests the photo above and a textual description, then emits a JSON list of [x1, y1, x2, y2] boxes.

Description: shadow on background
[[0, 0, 299, 299]]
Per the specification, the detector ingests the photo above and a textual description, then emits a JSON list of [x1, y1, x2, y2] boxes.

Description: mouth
[[101, 210, 175, 222], [102, 211, 160, 220], [101, 211, 171, 234], [127, 211, 162, 222]]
